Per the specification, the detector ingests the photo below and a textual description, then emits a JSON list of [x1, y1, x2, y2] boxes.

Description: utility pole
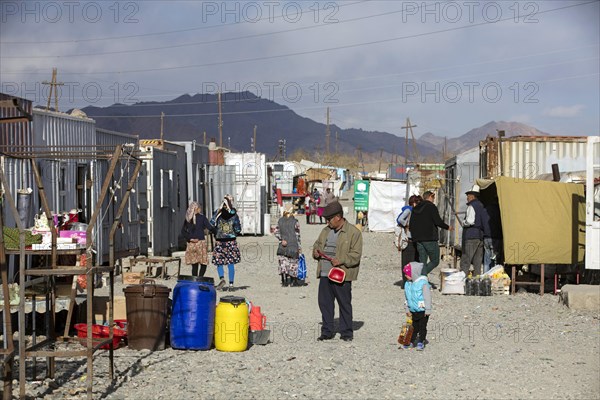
[[160, 112, 165, 144], [252, 125, 257, 152], [218, 92, 223, 147], [325, 107, 330, 156], [378, 148, 384, 173], [401, 117, 417, 171], [335, 131, 339, 154], [42, 67, 64, 112], [203, 131, 206, 145]]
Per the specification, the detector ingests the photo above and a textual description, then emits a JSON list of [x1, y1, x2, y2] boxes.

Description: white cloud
[[542, 105, 585, 118]]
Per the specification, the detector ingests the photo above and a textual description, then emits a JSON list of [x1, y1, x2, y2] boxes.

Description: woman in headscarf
[[181, 201, 214, 277], [210, 195, 242, 291], [274, 205, 302, 287]]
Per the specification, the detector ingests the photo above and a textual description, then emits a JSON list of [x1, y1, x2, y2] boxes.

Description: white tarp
[[367, 181, 407, 232]]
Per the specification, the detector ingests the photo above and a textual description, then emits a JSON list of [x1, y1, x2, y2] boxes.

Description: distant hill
[[80, 94, 557, 161], [417, 121, 551, 154], [80, 92, 440, 162]]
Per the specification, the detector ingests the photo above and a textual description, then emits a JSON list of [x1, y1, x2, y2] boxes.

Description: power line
[[1, 1, 368, 45], [3, 7, 413, 59], [3, 1, 594, 76]]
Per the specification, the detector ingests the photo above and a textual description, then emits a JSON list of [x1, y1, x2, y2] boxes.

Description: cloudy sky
[[1, 0, 598, 138]]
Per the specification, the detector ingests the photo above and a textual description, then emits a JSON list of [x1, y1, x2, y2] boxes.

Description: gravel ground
[[11, 216, 600, 399]]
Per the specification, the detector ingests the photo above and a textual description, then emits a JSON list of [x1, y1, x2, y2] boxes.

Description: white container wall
[[225, 152, 267, 235], [440, 147, 479, 249]]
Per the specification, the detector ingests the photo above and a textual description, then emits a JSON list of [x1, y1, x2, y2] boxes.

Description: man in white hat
[[460, 185, 488, 275]]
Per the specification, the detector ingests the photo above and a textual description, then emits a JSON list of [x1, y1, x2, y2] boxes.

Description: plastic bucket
[[170, 276, 216, 350], [123, 280, 171, 350], [214, 296, 249, 352], [74, 324, 127, 349]]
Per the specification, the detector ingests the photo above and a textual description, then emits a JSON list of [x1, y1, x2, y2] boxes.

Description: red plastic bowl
[[114, 319, 128, 330], [74, 323, 127, 349]]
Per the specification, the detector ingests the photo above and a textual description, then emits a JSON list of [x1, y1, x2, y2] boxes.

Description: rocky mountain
[[417, 121, 551, 154], [80, 92, 440, 162], [80, 94, 556, 161]]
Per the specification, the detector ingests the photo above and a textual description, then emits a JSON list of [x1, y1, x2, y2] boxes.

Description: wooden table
[[128, 256, 182, 280]]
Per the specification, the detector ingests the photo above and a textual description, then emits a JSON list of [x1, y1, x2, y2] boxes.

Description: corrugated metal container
[[206, 165, 236, 219], [225, 152, 267, 235], [171, 141, 210, 213], [33, 109, 96, 214], [95, 128, 141, 264], [439, 147, 479, 249], [139, 143, 188, 256], [1, 94, 36, 230], [387, 164, 410, 181], [1, 93, 33, 151], [480, 136, 588, 179]]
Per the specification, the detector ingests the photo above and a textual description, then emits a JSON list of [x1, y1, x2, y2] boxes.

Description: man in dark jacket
[[460, 185, 488, 275], [409, 191, 453, 286]]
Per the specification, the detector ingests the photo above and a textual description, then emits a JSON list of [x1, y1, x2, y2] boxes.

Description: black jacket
[[181, 214, 214, 241], [409, 201, 449, 242]]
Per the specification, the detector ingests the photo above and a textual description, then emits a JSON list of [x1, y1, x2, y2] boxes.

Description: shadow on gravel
[[329, 319, 364, 332], [100, 351, 177, 398]]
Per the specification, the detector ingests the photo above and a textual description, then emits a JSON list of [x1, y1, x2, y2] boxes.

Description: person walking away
[[313, 201, 363, 342], [460, 185, 487, 276], [210, 195, 242, 291], [181, 201, 215, 277], [402, 262, 432, 351], [397, 195, 422, 288], [275, 205, 302, 287], [409, 191, 453, 289], [483, 198, 503, 272]]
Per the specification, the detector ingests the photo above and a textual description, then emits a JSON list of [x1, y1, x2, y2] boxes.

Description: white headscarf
[[186, 201, 200, 224]]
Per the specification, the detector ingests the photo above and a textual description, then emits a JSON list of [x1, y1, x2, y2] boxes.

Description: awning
[[476, 177, 585, 264]]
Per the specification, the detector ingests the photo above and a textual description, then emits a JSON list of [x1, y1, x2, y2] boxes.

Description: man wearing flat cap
[[460, 185, 488, 275], [312, 201, 363, 342]]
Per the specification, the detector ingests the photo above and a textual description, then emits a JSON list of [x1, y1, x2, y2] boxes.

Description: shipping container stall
[[404, 164, 445, 201], [439, 147, 479, 249], [205, 165, 236, 220], [170, 141, 209, 214], [267, 161, 306, 195], [0, 94, 36, 281], [0, 94, 36, 231], [95, 128, 140, 264], [138, 142, 187, 256], [32, 109, 96, 220], [480, 136, 588, 179], [224, 152, 267, 235]]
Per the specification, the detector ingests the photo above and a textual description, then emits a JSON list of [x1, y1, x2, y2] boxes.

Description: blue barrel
[[170, 276, 216, 350]]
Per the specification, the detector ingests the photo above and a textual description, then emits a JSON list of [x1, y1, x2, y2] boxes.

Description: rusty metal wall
[[480, 136, 588, 179]]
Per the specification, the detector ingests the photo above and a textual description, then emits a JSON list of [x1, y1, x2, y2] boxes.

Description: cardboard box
[[122, 271, 145, 285], [59, 230, 87, 245], [92, 296, 127, 325]]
